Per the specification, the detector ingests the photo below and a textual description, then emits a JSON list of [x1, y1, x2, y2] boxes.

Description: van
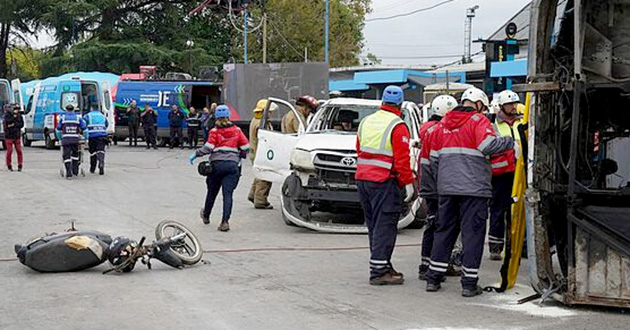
[[18, 76, 115, 149]]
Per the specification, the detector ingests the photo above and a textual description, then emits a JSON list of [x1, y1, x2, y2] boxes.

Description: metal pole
[[305, 47, 308, 62], [262, 14, 267, 64], [325, 0, 330, 63], [244, 6, 248, 63]]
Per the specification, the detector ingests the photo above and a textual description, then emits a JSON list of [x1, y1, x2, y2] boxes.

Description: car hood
[[295, 132, 357, 152]]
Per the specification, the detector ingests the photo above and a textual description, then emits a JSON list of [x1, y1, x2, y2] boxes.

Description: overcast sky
[[363, 0, 531, 66]]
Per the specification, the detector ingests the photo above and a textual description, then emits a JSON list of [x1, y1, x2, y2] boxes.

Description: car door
[[10, 79, 23, 111], [101, 81, 115, 134], [253, 97, 306, 183], [24, 82, 41, 139]]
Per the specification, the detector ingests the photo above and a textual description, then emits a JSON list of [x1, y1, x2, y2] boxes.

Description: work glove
[[188, 154, 197, 165], [403, 183, 416, 203], [514, 141, 521, 160]]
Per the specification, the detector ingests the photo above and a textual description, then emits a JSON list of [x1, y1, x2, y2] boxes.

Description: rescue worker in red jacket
[[425, 87, 514, 297], [356, 85, 415, 285], [417, 94, 457, 280], [488, 90, 524, 260], [189, 105, 250, 232]]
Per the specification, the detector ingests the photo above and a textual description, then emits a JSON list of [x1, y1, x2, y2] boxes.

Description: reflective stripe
[[360, 146, 393, 157], [380, 118, 403, 151], [438, 147, 484, 157], [239, 144, 250, 150], [477, 136, 496, 152], [63, 134, 81, 138], [63, 159, 72, 163], [491, 161, 509, 169], [430, 260, 448, 267], [462, 266, 479, 273], [215, 146, 239, 153], [371, 265, 388, 269], [370, 259, 388, 265], [71, 157, 80, 160], [358, 158, 392, 169], [421, 257, 430, 262], [63, 119, 80, 124], [462, 271, 479, 278], [471, 114, 480, 121], [429, 265, 447, 272], [420, 157, 430, 165], [429, 150, 439, 158], [204, 142, 215, 149]]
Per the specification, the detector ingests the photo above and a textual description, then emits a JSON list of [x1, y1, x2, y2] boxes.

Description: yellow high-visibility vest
[[357, 110, 404, 161]]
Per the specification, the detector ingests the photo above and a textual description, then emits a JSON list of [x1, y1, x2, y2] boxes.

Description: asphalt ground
[[0, 143, 628, 330]]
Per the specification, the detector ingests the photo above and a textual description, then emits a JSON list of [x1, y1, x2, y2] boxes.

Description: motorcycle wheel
[[155, 220, 203, 265]]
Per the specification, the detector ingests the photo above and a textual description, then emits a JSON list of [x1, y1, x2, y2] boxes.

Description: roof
[[428, 61, 486, 74], [329, 80, 369, 92], [423, 82, 475, 92], [329, 69, 466, 92], [487, 2, 532, 41]]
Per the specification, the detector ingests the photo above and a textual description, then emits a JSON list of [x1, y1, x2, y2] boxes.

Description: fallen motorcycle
[[14, 220, 203, 273]]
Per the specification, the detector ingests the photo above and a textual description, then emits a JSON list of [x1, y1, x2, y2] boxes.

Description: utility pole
[[463, 5, 479, 64], [325, 0, 330, 63], [243, 2, 248, 63], [262, 13, 267, 64]]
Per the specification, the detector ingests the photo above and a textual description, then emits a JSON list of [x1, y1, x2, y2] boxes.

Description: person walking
[[424, 87, 514, 297], [56, 105, 87, 179], [168, 105, 185, 149], [127, 100, 141, 147], [141, 103, 158, 149], [189, 105, 249, 232], [83, 105, 109, 175], [356, 85, 415, 285], [248, 99, 275, 209], [186, 106, 201, 149], [417, 94, 457, 280], [488, 90, 524, 260], [3, 104, 24, 171], [281, 95, 318, 133]]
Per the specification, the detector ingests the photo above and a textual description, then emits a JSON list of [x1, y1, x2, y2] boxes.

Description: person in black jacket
[[168, 105, 185, 149], [127, 100, 141, 147], [3, 104, 24, 171], [141, 103, 158, 149], [186, 106, 201, 149]]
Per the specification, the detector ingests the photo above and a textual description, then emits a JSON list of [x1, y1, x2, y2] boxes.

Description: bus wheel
[[22, 133, 32, 147], [45, 133, 56, 149]]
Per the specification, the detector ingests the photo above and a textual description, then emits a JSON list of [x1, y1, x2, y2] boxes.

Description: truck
[[113, 80, 221, 146], [18, 73, 117, 149], [253, 97, 426, 233], [517, 0, 630, 308]]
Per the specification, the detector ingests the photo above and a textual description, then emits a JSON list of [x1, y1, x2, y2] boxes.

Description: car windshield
[[308, 103, 413, 134], [0, 81, 10, 109]]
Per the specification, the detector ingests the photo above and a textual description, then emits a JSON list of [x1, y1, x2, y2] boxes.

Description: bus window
[[81, 82, 100, 113], [25, 95, 33, 115]]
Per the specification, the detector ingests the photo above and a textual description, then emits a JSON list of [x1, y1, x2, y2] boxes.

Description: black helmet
[[65, 104, 75, 112], [107, 237, 138, 272]]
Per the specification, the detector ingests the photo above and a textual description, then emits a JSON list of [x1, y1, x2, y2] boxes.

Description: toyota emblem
[[341, 157, 356, 167]]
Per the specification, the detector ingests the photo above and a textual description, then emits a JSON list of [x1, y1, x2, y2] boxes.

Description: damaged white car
[[253, 97, 426, 233]]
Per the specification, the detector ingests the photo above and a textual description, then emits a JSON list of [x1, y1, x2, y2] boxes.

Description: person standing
[[281, 95, 318, 133], [200, 107, 211, 142], [248, 99, 275, 209], [83, 105, 109, 175], [168, 105, 185, 149], [424, 87, 513, 297], [186, 106, 201, 149], [189, 105, 250, 232], [488, 90, 524, 260], [127, 100, 141, 147], [3, 104, 24, 171], [141, 103, 158, 149], [417, 94, 457, 280], [356, 85, 415, 285], [56, 105, 87, 179]]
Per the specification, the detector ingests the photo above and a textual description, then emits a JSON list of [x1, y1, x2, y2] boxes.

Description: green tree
[[0, 0, 45, 77]]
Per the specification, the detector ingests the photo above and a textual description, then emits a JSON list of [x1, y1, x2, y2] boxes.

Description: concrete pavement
[[0, 144, 627, 330]]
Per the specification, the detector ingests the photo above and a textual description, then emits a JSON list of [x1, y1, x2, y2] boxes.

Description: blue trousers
[[203, 161, 240, 222], [419, 198, 438, 271], [427, 195, 488, 289], [489, 172, 515, 251], [358, 179, 401, 279]]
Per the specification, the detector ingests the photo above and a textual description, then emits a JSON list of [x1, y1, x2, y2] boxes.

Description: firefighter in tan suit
[[248, 99, 276, 209], [281, 95, 318, 133]]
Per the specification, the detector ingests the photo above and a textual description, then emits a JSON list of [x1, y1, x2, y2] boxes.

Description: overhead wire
[[366, 0, 458, 22], [268, 19, 306, 60]]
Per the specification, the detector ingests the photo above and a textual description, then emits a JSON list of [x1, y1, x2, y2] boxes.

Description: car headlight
[[290, 149, 315, 171]]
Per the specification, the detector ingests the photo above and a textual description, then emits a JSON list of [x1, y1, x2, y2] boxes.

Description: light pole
[[186, 40, 195, 76], [463, 5, 479, 64], [325, 0, 329, 63], [243, 2, 248, 63]]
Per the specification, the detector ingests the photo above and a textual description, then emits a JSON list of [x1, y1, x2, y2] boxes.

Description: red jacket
[[196, 124, 250, 162], [355, 105, 414, 187], [429, 106, 513, 197], [418, 119, 440, 198]]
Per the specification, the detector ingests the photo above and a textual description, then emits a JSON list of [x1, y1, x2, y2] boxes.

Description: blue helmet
[[214, 105, 230, 119], [382, 85, 404, 106]]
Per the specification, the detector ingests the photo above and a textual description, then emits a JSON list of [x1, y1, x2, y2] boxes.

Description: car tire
[[45, 133, 56, 149], [407, 198, 427, 229], [156, 135, 168, 147], [22, 133, 31, 147]]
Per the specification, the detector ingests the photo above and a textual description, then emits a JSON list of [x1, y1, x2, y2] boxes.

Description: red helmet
[[296, 95, 319, 111]]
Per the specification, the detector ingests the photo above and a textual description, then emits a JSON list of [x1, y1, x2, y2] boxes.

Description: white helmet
[[490, 99, 501, 114], [431, 95, 457, 117], [496, 90, 520, 105], [461, 87, 489, 108]]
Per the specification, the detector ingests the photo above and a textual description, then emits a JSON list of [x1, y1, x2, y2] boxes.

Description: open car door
[[10, 79, 23, 112], [101, 81, 115, 135], [253, 97, 306, 183]]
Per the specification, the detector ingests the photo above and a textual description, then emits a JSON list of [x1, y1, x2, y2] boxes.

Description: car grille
[[312, 151, 358, 185]]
